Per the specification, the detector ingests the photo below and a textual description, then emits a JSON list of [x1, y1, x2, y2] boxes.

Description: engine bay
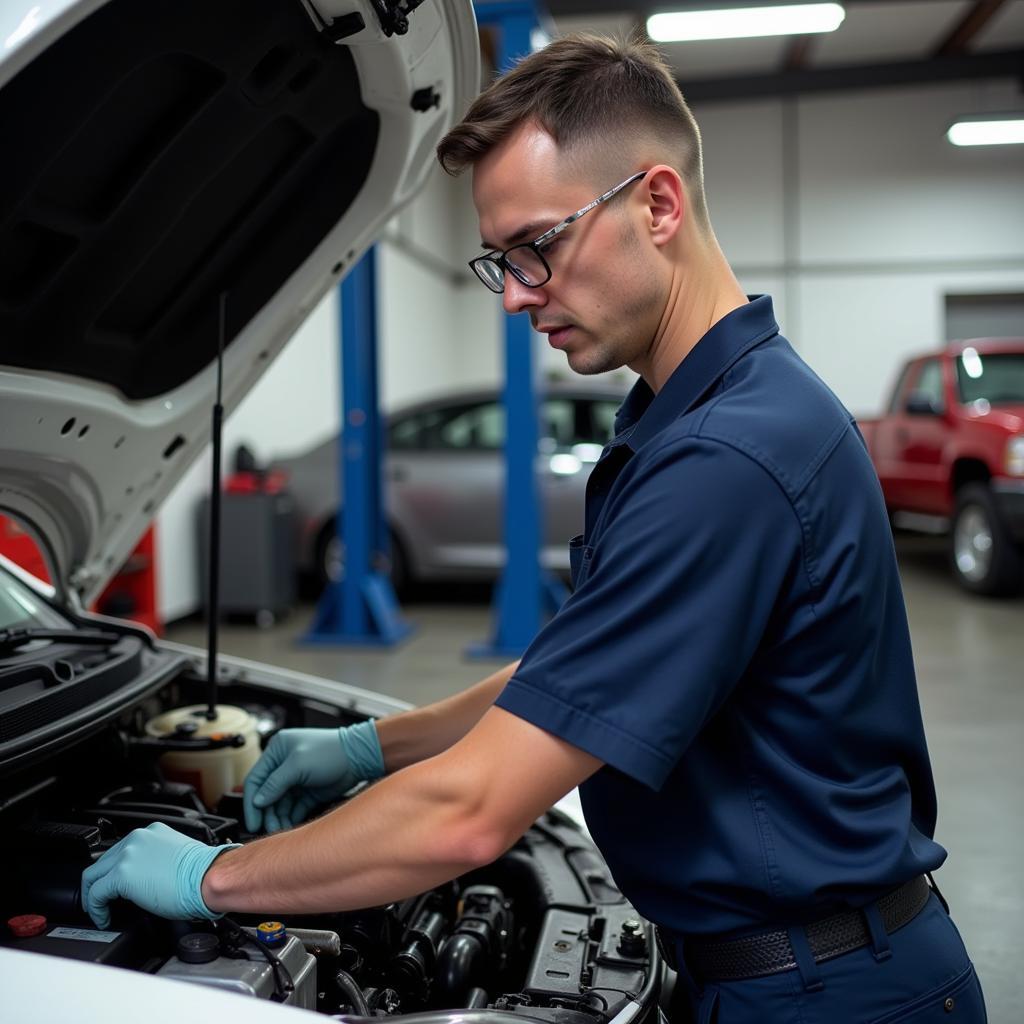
[[1, 663, 661, 1021]]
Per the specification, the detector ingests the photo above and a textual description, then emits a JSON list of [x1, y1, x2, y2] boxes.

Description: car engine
[[0, 662, 663, 1022]]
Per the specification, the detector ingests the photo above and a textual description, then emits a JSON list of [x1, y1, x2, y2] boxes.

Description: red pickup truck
[[858, 338, 1024, 596]]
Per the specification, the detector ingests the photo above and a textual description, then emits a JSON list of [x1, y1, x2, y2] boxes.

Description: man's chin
[[565, 347, 620, 376]]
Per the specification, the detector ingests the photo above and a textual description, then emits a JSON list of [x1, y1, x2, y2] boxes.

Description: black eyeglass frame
[[469, 170, 648, 294]]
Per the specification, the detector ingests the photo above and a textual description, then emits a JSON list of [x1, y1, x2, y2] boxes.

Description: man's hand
[[81, 822, 239, 929], [201, 708, 604, 917], [243, 721, 384, 834]]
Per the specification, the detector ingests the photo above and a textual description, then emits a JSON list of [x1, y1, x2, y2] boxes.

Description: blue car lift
[[468, 0, 569, 659], [303, 248, 413, 647], [306, 3, 565, 652]]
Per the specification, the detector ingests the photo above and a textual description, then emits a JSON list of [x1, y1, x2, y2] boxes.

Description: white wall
[[696, 79, 1024, 416], [157, 78, 1024, 620], [157, 292, 342, 621], [379, 166, 469, 406]]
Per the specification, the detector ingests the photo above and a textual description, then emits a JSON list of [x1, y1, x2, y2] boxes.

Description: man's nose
[[502, 272, 546, 316]]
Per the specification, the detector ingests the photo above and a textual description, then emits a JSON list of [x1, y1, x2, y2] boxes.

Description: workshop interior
[[0, 0, 1021, 1021]]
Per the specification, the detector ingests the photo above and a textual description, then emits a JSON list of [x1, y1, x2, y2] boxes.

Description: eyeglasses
[[469, 170, 648, 294]]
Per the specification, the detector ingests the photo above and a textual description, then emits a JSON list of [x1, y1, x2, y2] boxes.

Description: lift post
[[303, 248, 413, 647], [468, 1, 568, 659]]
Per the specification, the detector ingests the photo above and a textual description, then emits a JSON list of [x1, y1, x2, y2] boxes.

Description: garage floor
[[166, 534, 1022, 1022]]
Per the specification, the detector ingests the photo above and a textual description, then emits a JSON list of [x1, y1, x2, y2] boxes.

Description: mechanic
[[82, 35, 985, 1024]]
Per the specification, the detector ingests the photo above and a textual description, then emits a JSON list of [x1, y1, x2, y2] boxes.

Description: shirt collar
[[613, 295, 780, 450]]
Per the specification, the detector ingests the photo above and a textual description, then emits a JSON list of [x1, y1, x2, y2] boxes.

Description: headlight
[[1007, 435, 1024, 476]]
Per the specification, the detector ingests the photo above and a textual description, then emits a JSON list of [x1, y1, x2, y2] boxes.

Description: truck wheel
[[949, 483, 1023, 596]]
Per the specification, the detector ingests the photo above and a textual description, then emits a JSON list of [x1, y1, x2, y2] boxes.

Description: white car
[[0, 2, 667, 1022]]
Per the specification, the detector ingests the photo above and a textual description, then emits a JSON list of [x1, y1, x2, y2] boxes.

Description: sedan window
[[390, 395, 626, 454], [437, 403, 504, 450], [389, 410, 447, 450], [590, 400, 622, 443], [541, 399, 577, 448]]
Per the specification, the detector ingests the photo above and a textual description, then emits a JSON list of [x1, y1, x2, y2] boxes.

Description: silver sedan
[[275, 384, 627, 592]]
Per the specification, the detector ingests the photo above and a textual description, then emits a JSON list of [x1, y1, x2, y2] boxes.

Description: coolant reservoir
[[145, 705, 261, 810]]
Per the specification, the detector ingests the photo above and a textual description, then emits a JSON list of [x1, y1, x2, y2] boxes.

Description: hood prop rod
[[205, 292, 227, 722]]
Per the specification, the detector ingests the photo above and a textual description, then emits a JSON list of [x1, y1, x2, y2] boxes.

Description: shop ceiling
[[536, 0, 1024, 101]]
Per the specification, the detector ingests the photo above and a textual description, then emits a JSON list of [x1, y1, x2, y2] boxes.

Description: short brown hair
[[437, 34, 709, 229]]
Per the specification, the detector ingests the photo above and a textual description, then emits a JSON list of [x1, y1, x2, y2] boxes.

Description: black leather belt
[[673, 875, 933, 983]]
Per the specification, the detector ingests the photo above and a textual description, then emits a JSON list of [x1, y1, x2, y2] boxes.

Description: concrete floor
[[166, 534, 1022, 1021]]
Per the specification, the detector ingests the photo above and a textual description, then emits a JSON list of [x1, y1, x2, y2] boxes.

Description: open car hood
[[0, 0, 479, 605]]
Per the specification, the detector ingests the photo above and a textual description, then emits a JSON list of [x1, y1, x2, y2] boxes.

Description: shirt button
[[944, 997, 955, 1012]]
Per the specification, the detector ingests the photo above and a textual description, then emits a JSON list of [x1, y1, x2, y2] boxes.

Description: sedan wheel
[[322, 533, 344, 584], [316, 524, 408, 596]]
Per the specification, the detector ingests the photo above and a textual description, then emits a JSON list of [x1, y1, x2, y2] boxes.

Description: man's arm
[[201, 705, 600, 915], [238, 662, 521, 836], [374, 660, 519, 772]]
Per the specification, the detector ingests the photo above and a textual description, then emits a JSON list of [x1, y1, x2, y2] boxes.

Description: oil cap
[[177, 931, 220, 964], [8, 915, 47, 938], [257, 921, 286, 947]]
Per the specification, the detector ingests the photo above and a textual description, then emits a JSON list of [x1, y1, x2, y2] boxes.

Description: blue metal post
[[303, 248, 413, 647], [469, 1, 568, 659]]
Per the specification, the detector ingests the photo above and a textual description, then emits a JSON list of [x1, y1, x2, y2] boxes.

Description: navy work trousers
[[672, 894, 986, 1024]]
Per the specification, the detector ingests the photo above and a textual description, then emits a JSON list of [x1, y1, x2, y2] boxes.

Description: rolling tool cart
[[199, 465, 296, 627]]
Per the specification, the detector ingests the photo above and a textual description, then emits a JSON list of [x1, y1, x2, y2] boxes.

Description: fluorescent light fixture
[[947, 114, 1024, 147], [647, 2, 845, 42]]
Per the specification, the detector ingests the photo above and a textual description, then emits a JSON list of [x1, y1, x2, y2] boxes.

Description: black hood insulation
[[0, 0, 379, 400]]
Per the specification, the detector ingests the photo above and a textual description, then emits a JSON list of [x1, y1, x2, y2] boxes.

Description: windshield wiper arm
[[0, 627, 123, 655]]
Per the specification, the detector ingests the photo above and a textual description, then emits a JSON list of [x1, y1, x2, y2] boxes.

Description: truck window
[[888, 365, 913, 414], [908, 359, 945, 414], [955, 350, 1024, 406]]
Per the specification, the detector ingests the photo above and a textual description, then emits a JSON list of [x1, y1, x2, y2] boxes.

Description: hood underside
[[0, 0, 479, 602], [1, 0, 379, 401]]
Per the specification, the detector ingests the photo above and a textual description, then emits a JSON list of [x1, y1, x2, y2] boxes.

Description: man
[[82, 35, 985, 1023]]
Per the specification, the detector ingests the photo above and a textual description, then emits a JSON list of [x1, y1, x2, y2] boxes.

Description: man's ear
[[645, 166, 685, 247]]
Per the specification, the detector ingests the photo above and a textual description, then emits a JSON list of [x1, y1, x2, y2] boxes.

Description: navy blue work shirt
[[495, 296, 946, 937]]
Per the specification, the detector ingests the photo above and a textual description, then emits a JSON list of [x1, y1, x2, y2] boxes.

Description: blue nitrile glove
[[81, 822, 240, 929], [243, 720, 384, 834]]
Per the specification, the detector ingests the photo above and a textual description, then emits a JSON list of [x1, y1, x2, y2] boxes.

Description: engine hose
[[289, 927, 342, 957], [335, 967, 372, 1016], [435, 933, 488, 1006]]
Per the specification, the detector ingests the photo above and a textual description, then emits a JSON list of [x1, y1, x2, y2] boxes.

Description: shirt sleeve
[[495, 435, 804, 791]]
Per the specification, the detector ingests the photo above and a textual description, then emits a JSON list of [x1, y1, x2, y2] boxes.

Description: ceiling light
[[647, 2, 845, 42], [947, 114, 1024, 147]]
